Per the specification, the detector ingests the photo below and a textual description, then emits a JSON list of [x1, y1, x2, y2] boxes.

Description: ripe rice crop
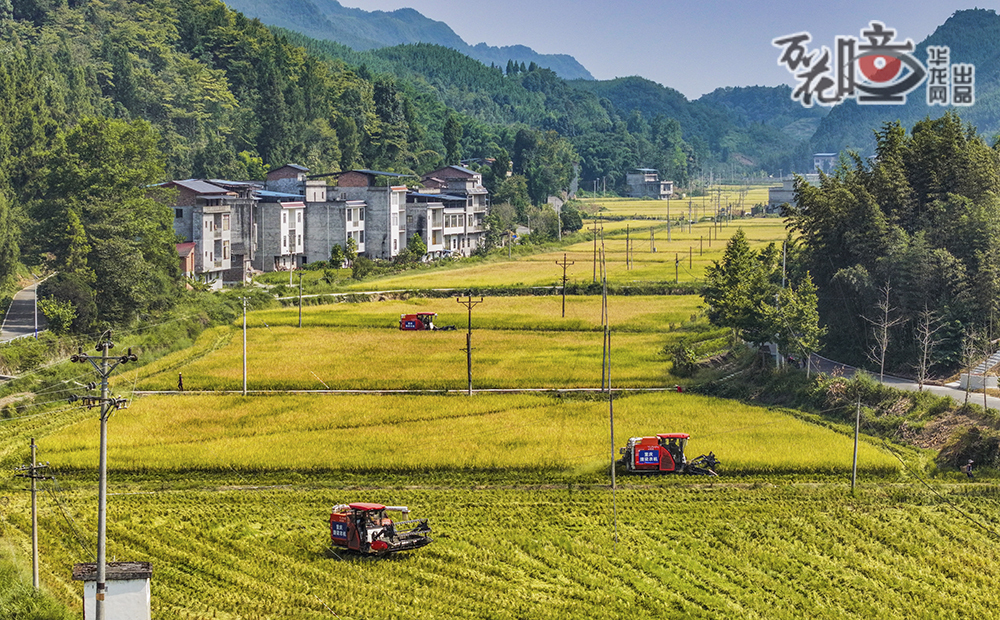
[[41, 392, 899, 476], [9, 480, 999, 619], [134, 296, 707, 392], [339, 218, 787, 290]]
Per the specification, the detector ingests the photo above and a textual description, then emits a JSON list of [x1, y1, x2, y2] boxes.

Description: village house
[[625, 168, 673, 200], [167, 162, 492, 278], [164, 179, 237, 289], [416, 165, 489, 256]]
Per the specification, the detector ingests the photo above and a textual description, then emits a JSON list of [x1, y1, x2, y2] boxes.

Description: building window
[[297, 234, 302, 247], [407, 214, 413, 225], [393, 239, 397, 251], [392, 213, 398, 228], [282, 212, 287, 224], [223, 241, 230, 259], [360, 208, 365, 221], [222, 214, 230, 231], [174, 208, 182, 219], [282, 236, 287, 249], [360, 230, 365, 243], [297, 211, 302, 223]]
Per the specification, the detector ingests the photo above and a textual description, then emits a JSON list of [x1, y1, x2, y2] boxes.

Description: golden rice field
[[39, 391, 899, 475], [6, 475, 999, 619], [133, 296, 712, 391], [339, 217, 788, 290], [584, 185, 772, 217]]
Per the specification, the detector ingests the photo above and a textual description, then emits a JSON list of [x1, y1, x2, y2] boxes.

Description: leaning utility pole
[[456, 294, 483, 395], [70, 332, 137, 620], [555, 253, 575, 318], [14, 439, 49, 590]]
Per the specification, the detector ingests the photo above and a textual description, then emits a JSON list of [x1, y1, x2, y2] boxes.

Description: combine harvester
[[399, 312, 455, 331], [330, 503, 432, 556], [619, 433, 720, 476]]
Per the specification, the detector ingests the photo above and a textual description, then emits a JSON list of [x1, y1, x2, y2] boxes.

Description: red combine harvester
[[619, 433, 719, 475], [330, 503, 432, 556], [399, 312, 455, 331]]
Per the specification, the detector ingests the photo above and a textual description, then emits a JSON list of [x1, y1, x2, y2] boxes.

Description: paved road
[[1, 278, 47, 343], [812, 354, 1000, 412]]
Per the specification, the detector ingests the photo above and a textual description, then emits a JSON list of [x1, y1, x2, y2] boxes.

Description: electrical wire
[[879, 439, 1000, 541]]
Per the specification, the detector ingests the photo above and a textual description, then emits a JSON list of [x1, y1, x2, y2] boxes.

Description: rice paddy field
[[4, 200, 994, 618], [337, 202, 788, 291]]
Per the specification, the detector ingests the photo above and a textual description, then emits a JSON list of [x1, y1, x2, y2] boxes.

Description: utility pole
[[242, 297, 248, 396], [298, 272, 304, 328], [69, 332, 136, 620], [14, 439, 49, 590], [555, 253, 575, 318], [667, 195, 671, 242], [590, 220, 600, 283], [625, 225, 630, 270], [456, 293, 483, 395], [851, 395, 860, 494], [675, 253, 679, 284]]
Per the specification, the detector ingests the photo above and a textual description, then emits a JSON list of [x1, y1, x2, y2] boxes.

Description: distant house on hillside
[[768, 173, 820, 212], [813, 153, 838, 174], [625, 168, 673, 200]]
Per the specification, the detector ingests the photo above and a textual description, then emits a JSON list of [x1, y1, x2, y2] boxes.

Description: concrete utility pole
[[456, 294, 483, 395], [555, 253, 575, 318], [242, 297, 248, 396], [70, 332, 136, 620], [298, 272, 304, 328], [14, 438, 49, 590], [590, 220, 601, 283]]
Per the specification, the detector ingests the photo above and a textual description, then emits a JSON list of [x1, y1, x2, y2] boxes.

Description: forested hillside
[[220, 0, 595, 80]]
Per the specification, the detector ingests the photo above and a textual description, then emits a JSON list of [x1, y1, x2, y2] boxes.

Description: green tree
[[443, 113, 462, 165], [406, 232, 427, 259], [345, 236, 358, 265], [702, 228, 777, 345], [330, 243, 346, 268], [32, 117, 179, 325], [37, 296, 76, 335], [766, 272, 826, 374], [0, 190, 18, 285]]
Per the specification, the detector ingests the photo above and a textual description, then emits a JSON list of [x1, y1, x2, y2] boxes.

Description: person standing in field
[[963, 459, 974, 478]]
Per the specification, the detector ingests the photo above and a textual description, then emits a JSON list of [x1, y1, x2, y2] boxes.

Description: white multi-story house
[[418, 165, 489, 256], [165, 179, 237, 289]]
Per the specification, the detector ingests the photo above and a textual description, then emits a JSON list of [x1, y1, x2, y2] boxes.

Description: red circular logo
[[858, 54, 902, 83]]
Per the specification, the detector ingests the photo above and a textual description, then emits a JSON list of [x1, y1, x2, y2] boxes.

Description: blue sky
[[344, 1, 995, 99]]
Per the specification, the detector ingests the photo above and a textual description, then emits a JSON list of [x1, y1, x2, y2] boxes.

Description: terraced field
[[5, 204, 986, 619]]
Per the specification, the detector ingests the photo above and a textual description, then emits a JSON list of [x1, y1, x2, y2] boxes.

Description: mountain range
[[220, 0, 595, 80]]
